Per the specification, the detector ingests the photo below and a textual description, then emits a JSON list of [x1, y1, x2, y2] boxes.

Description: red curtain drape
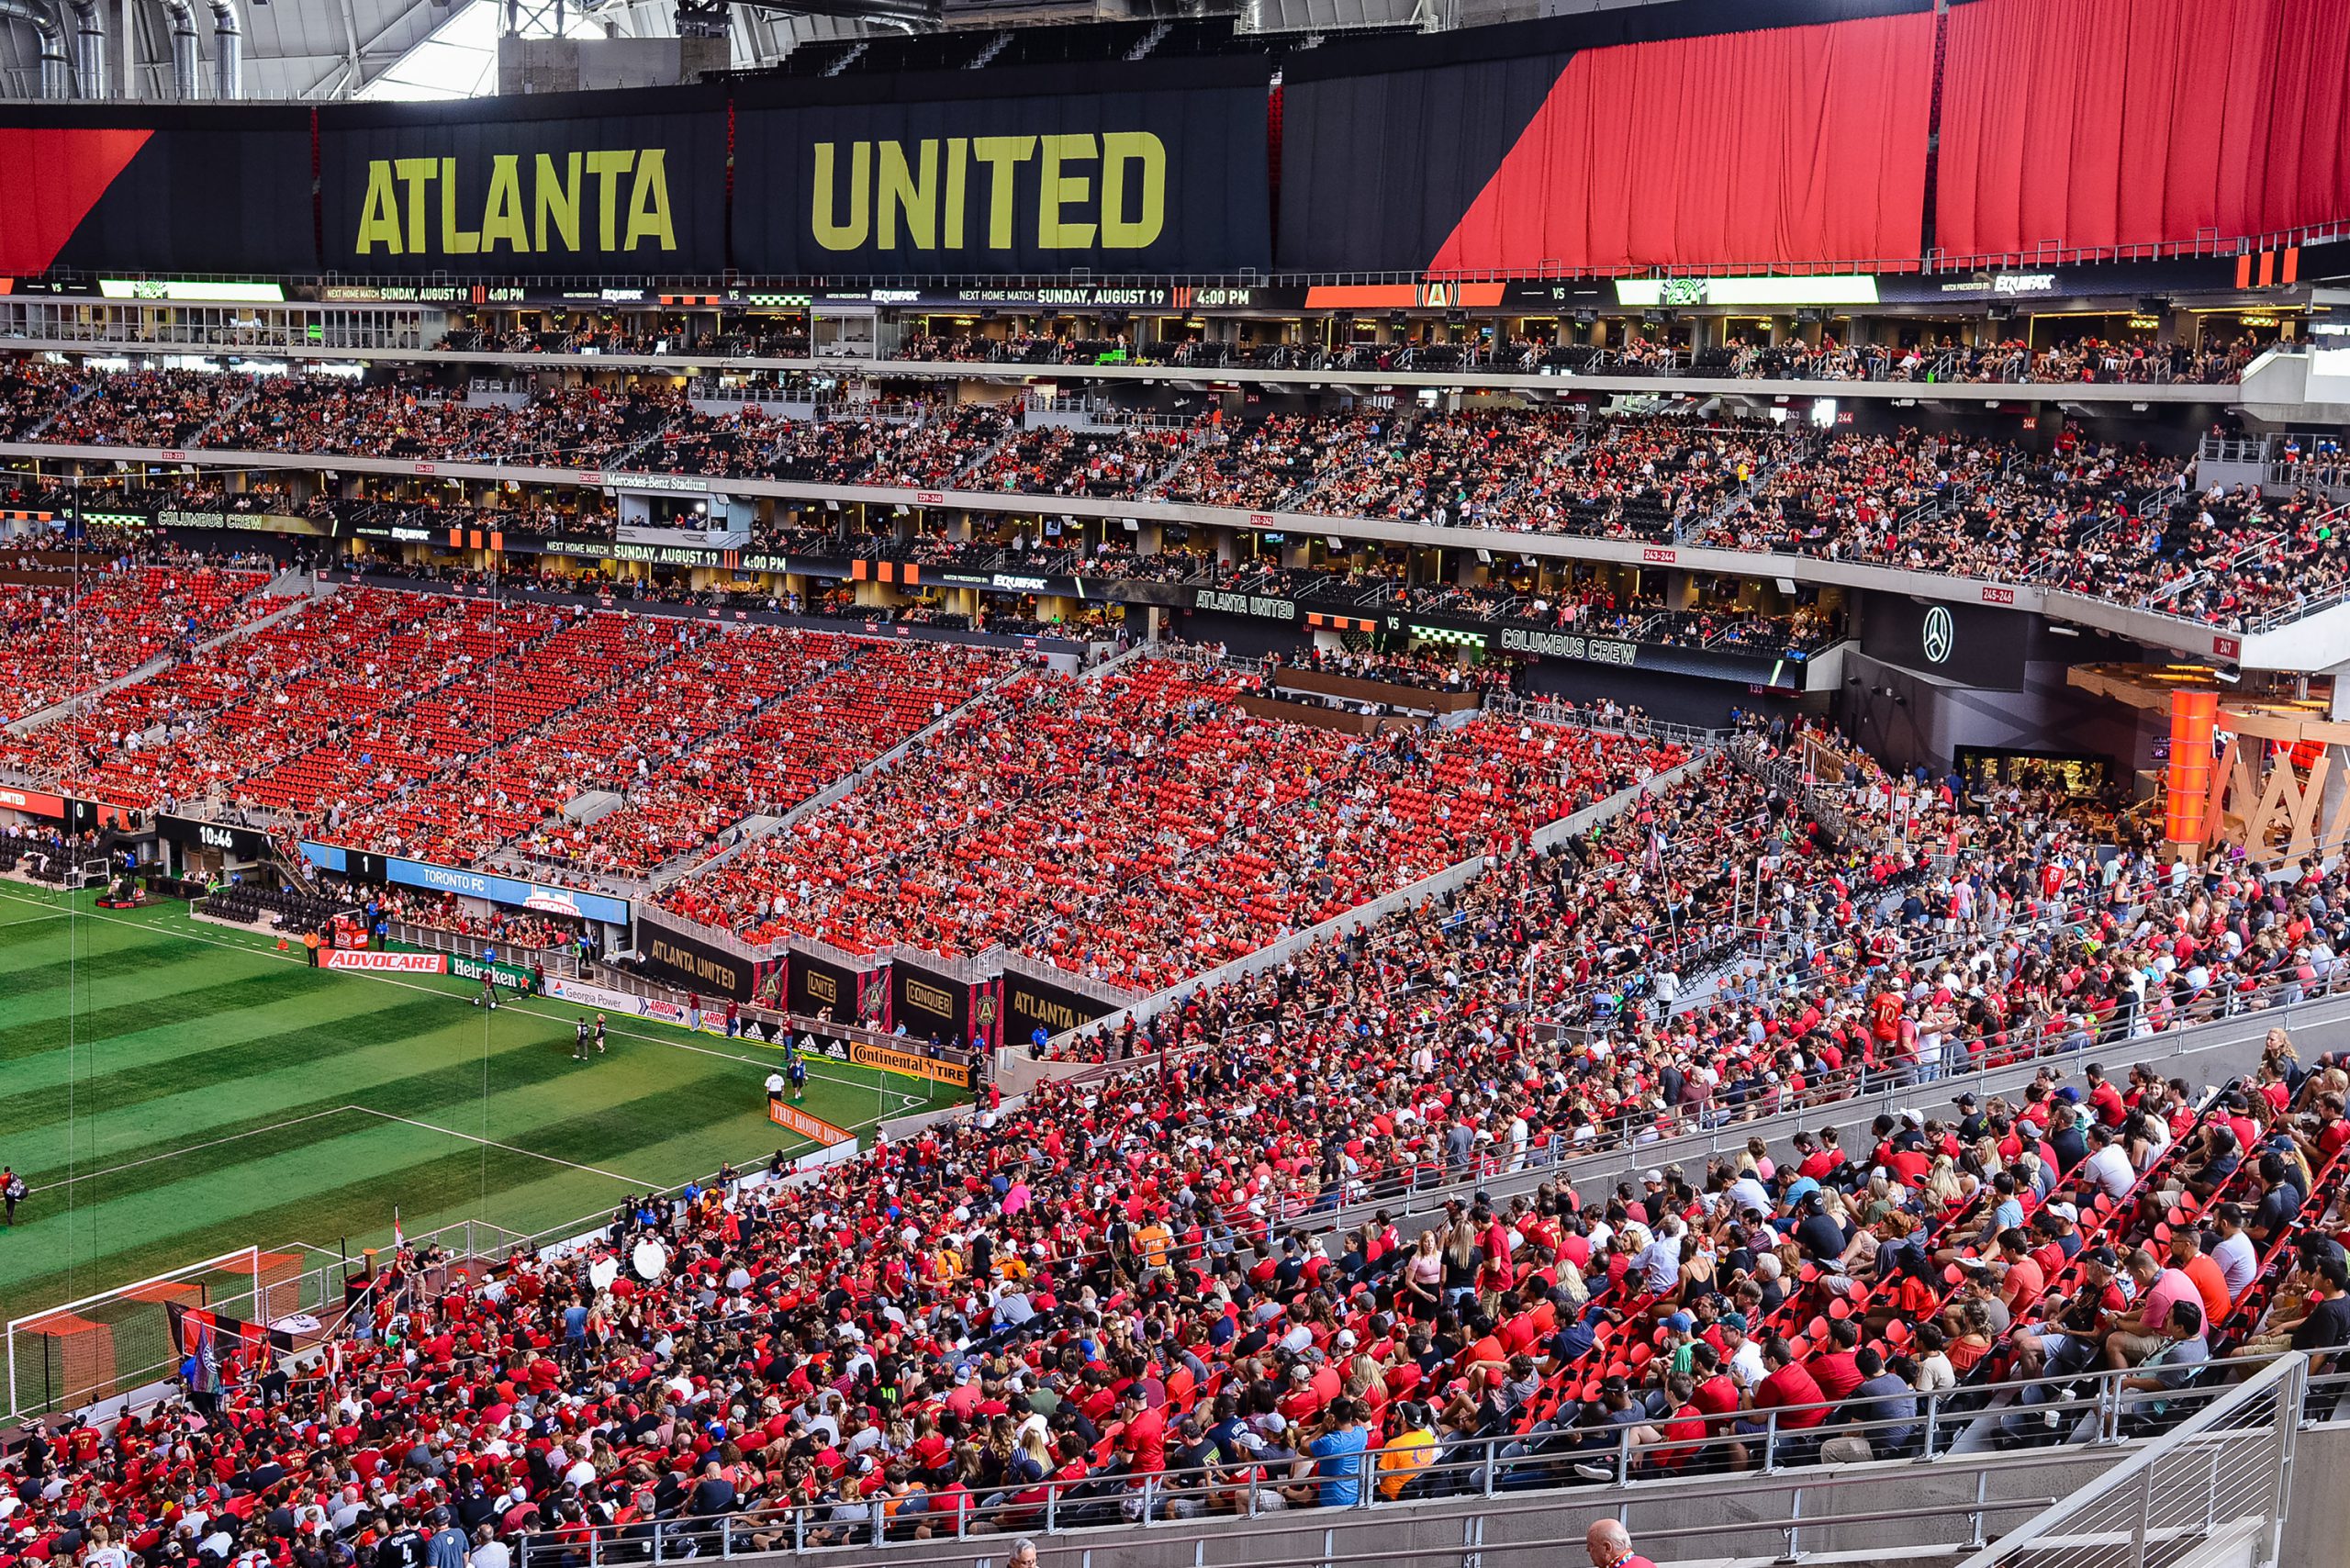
[[1427, 12, 1935, 275], [0, 128, 152, 274], [1936, 0, 2350, 261]]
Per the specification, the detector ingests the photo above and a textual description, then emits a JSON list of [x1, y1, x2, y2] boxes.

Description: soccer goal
[[4, 1245, 312, 1419]]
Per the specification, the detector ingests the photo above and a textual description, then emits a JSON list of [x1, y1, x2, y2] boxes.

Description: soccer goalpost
[[3, 1245, 310, 1420]]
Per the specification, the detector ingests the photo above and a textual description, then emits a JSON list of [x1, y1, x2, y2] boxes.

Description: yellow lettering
[[811, 141, 870, 251], [439, 157, 481, 254], [393, 157, 438, 255], [534, 151, 582, 252], [970, 135, 1036, 251], [584, 149, 634, 252], [480, 154, 529, 252], [355, 161, 404, 254], [943, 137, 967, 250], [1037, 133, 1096, 250], [877, 140, 937, 252], [1100, 131, 1166, 249], [623, 147, 676, 252]]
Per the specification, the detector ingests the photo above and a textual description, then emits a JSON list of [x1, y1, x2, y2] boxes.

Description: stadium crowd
[[3, 362, 2342, 630], [655, 657, 1680, 995], [2, 740, 2344, 1563]]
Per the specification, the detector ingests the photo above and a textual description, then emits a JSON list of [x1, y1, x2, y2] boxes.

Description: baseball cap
[[1663, 1312, 1694, 1333]]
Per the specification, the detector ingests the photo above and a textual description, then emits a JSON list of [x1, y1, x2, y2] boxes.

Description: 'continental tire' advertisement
[[849, 1041, 974, 1091]]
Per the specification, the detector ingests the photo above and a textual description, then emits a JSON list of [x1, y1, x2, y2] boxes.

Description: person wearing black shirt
[[2291, 1254, 2350, 1367], [1794, 1193, 1848, 1262], [2250, 1154, 2306, 1246], [1955, 1093, 1989, 1144], [2047, 1106, 2088, 1177], [375, 1515, 425, 1568]]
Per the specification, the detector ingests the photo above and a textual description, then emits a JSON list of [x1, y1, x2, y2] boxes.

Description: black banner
[[157, 814, 273, 860], [633, 910, 779, 1002], [0, 106, 314, 277], [1181, 588, 1804, 689], [889, 957, 973, 1047], [1001, 969, 1117, 1045], [317, 88, 727, 277], [787, 948, 867, 1024], [731, 60, 1270, 276], [1860, 594, 2026, 689]]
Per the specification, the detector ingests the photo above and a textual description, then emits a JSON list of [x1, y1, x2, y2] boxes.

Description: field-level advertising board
[[1, 1245, 317, 1419]]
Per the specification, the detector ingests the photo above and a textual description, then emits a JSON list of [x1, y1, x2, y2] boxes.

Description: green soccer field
[[0, 881, 949, 1332]]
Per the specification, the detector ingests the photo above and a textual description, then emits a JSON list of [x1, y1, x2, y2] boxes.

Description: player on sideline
[[574, 1016, 592, 1061]]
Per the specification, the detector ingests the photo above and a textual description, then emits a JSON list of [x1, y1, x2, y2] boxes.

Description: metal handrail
[[510, 1355, 2322, 1566]]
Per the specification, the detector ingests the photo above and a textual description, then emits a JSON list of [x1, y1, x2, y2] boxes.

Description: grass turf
[[0, 882, 948, 1327]]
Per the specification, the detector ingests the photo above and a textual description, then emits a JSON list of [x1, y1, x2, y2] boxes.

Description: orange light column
[[2164, 689, 2219, 856]]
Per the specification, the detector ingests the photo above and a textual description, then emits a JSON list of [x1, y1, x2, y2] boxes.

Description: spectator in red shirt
[[1741, 1337, 1828, 1441]]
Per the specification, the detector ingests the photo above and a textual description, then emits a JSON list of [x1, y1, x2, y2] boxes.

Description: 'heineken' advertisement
[[447, 952, 540, 991]]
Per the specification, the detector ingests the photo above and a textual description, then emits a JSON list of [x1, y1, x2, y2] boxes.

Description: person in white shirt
[[2082, 1125, 2137, 1202], [1721, 1315, 1767, 1389], [469, 1529, 512, 1568], [82, 1526, 130, 1568], [2209, 1204, 2259, 1297]]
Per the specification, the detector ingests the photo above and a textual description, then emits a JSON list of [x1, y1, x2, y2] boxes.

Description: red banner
[[0, 785, 66, 818]]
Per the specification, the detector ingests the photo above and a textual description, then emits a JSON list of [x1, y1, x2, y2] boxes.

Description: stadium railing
[[510, 1353, 2316, 1567]]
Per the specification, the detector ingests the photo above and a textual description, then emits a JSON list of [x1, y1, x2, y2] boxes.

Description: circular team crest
[[1921, 605, 1955, 665]]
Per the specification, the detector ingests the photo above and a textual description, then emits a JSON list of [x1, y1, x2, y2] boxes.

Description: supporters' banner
[[887, 957, 974, 1047], [730, 60, 1270, 275], [0, 106, 315, 276], [0, 786, 67, 819], [767, 1099, 854, 1146], [321, 949, 448, 974], [317, 88, 727, 277], [786, 947, 875, 1025], [633, 910, 779, 1003], [850, 1039, 976, 1091], [156, 814, 273, 860], [1002, 968, 1118, 1044], [1278, 0, 1934, 274], [166, 1302, 292, 1379]]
